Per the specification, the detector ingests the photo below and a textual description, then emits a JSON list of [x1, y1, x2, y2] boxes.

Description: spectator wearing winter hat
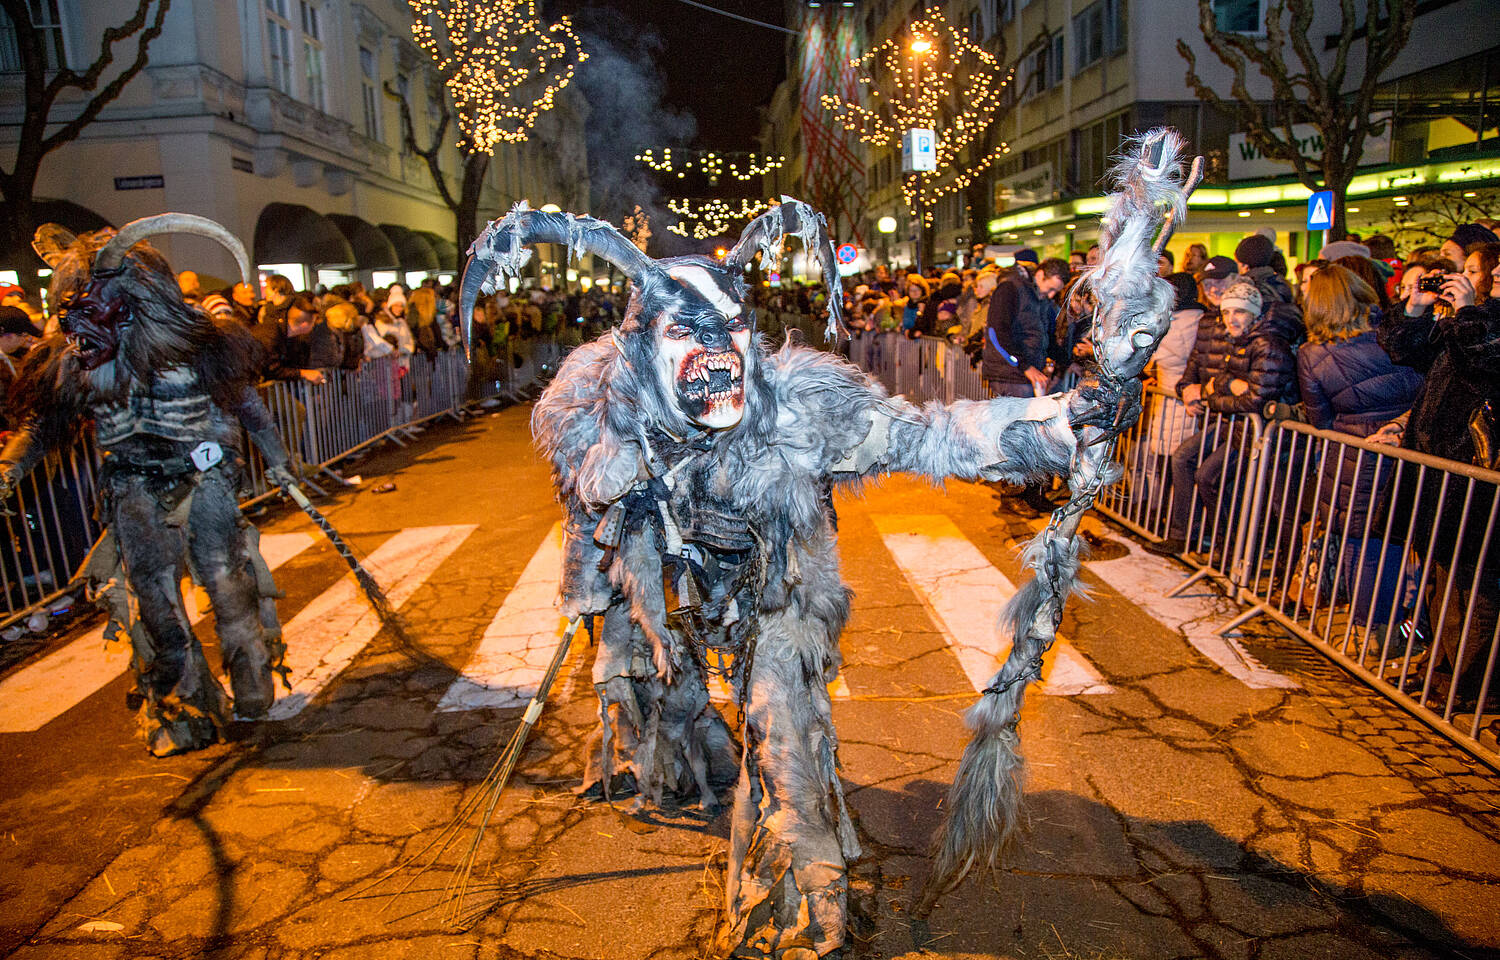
[[1198, 255, 1238, 309], [1152, 273, 1205, 396], [1151, 278, 1299, 556], [1235, 234, 1295, 304], [923, 270, 963, 333], [897, 273, 930, 338], [1439, 222, 1500, 268], [0, 306, 42, 430]]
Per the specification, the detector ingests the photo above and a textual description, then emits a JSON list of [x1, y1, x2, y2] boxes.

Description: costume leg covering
[[720, 610, 860, 959], [186, 470, 278, 718], [112, 477, 229, 755]]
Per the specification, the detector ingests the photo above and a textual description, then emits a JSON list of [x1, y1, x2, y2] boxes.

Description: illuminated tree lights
[[819, 8, 1018, 224], [666, 197, 774, 239], [408, 0, 585, 154], [635, 148, 786, 185]]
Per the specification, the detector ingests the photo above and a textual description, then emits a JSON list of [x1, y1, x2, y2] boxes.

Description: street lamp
[[907, 36, 933, 274], [909, 37, 932, 54], [877, 216, 898, 234]]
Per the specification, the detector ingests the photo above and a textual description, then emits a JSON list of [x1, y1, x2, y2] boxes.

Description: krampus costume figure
[[0, 216, 296, 756], [460, 131, 1198, 957]]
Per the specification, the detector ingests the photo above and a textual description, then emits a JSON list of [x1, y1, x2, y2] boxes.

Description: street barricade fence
[[0, 339, 561, 632], [829, 327, 1499, 768]]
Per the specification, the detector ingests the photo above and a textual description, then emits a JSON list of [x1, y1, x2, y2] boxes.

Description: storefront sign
[[114, 175, 164, 190], [1228, 119, 1389, 180], [993, 164, 1054, 212]]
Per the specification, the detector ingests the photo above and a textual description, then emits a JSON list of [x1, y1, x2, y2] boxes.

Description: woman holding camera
[[1376, 251, 1500, 698]]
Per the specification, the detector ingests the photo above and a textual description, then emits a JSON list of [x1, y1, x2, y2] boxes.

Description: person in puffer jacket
[[1297, 264, 1422, 541], [1148, 280, 1299, 555]]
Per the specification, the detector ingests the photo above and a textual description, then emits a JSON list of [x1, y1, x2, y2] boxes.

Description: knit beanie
[[1165, 272, 1201, 312], [1012, 247, 1040, 267], [386, 285, 407, 308], [1218, 279, 1263, 317], [1449, 222, 1499, 250], [1234, 234, 1276, 269]]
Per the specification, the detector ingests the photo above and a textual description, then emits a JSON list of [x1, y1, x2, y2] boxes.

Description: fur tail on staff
[[917, 129, 1202, 916]]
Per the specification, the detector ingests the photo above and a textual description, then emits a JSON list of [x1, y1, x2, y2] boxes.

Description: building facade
[[763, 0, 1499, 269], [0, 0, 589, 292]]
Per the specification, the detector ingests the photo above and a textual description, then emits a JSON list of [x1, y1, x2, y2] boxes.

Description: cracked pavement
[[0, 405, 1496, 959]]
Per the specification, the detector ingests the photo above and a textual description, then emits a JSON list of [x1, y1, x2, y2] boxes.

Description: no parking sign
[[835, 244, 858, 264]]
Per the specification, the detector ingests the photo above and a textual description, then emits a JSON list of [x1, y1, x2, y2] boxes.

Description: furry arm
[[773, 348, 1076, 485], [875, 395, 1076, 485], [226, 385, 292, 471]]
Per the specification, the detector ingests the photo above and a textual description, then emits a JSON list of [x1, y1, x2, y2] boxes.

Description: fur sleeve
[[769, 343, 1075, 485], [531, 334, 644, 509], [197, 317, 270, 410], [3, 337, 89, 473]]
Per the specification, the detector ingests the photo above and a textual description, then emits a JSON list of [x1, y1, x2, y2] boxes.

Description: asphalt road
[[0, 404, 1497, 960]]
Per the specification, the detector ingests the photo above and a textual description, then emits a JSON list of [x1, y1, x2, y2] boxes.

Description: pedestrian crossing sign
[[1306, 190, 1334, 230]]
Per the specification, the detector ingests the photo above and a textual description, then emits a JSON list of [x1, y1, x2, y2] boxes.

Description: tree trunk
[[454, 152, 491, 259], [0, 149, 44, 270]]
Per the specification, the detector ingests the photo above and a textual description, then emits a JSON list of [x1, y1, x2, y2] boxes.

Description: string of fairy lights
[[408, 0, 585, 154], [636, 148, 786, 185], [666, 198, 774, 239], [819, 8, 1015, 225]]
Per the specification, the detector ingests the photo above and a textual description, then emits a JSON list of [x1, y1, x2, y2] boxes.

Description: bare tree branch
[[387, 80, 458, 214]]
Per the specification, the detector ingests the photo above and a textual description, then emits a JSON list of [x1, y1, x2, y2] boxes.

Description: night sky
[[555, 0, 790, 151]]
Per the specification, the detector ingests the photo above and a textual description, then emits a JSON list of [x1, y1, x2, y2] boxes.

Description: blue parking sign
[[1306, 191, 1334, 230]]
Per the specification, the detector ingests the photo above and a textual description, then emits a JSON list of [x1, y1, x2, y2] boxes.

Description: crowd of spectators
[[811, 217, 1500, 702]]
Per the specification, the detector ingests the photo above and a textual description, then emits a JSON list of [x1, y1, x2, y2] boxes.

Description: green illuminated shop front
[[987, 153, 1500, 269]]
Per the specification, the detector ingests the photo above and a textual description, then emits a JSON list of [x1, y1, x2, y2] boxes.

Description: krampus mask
[[462, 198, 846, 433], [31, 214, 254, 378]]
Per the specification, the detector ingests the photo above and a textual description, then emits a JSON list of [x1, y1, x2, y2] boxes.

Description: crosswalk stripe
[[871, 513, 1115, 696], [0, 533, 317, 734], [1080, 533, 1298, 690], [437, 523, 571, 711], [268, 524, 476, 720]]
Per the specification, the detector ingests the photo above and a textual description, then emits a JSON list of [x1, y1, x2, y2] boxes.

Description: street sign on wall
[[901, 128, 936, 173], [1306, 191, 1335, 231]]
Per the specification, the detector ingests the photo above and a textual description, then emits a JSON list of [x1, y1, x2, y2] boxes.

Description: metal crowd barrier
[[828, 326, 1499, 767], [0, 341, 556, 631]]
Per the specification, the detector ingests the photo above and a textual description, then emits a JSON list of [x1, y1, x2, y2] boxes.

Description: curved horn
[[93, 213, 253, 286], [724, 197, 847, 341], [460, 203, 663, 357]]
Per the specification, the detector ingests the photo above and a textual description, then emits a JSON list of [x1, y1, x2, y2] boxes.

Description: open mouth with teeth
[[675, 347, 745, 421], [66, 332, 115, 370]]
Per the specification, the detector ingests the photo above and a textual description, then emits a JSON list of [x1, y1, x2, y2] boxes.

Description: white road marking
[[872, 514, 1114, 696], [1080, 531, 1298, 690], [268, 525, 476, 719], [437, 523, 572, 711], [0, 533, 316, 734]]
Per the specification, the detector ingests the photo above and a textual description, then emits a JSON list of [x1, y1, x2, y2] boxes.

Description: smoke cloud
[[572, 18, 695, 256]]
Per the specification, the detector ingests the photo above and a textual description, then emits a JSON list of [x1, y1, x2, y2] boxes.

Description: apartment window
[[1029, 31, 1063, 96], [299, 1, 324, 110], [968, 7, 981, 41], [1074, 3, 1105, 73], [395, 72, 411, 154], [998, 0, 1014, 25], [359, 46, 380, 139], [0, 0, 67, 72], [265, 0, 293, 94], [1213, 0, 1263, 34]]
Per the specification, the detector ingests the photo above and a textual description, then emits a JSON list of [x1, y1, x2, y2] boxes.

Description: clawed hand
[[1067, 374, 1142, 442]]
